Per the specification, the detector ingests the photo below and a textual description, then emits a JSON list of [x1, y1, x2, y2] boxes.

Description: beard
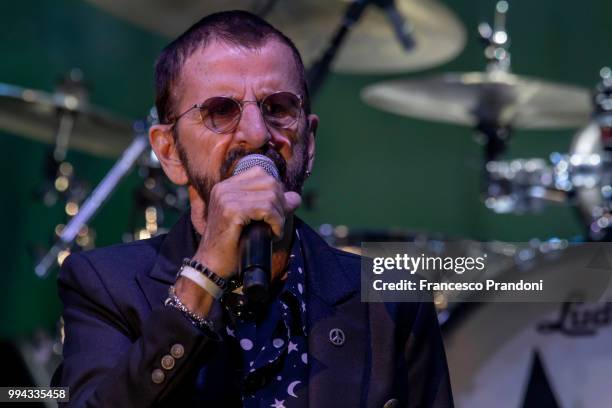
[[175, 135, 309, 210]]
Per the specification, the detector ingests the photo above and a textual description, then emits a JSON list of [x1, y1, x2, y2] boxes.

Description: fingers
[[283, 191, 302, 213], [235, 190, 288, 238], [238, 190, 286, 237], [194, 165, 303, 277], [209, 167, 302, 238]]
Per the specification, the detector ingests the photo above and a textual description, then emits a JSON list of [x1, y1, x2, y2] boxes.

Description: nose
[[234, 101, 271, 149]]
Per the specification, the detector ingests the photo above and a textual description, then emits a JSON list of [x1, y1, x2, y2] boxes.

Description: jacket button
[[161, 355, 175, 370], [151, 368, 165, 384], [383, 398, 399, 408], [170, 343, 185, 359]]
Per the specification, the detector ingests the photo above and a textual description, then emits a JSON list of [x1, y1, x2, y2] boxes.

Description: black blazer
[[52, 214, 453, 407]]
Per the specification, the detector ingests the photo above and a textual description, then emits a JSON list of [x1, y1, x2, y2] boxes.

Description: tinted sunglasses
[[170, 91, 303, 134]]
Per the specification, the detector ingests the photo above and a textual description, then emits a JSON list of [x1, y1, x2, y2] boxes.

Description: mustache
[[220, 146, 287, 182]]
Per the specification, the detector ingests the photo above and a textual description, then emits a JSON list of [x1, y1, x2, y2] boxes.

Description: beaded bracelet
[[181, 258, 228, 291], [164, 286, 215, 332]]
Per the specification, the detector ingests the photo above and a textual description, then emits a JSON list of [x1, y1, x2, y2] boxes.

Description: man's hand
[[175, 166, 301, 316], [195, 166, 301, 278]]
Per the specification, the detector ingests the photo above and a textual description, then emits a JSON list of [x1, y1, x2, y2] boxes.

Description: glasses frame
[[168, 91, 304, 134]]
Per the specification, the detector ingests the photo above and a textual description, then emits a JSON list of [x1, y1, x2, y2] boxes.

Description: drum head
[[445, 294, 612, 407]]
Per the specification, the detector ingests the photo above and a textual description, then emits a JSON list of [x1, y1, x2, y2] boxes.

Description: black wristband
[[181, 258, 228, 291]]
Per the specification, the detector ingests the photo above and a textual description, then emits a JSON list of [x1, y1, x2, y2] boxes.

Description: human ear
[[148, 124, 188, 185]]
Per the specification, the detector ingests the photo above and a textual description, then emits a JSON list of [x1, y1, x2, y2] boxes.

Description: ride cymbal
[[361, 71, 591, 129], [0, 83, 134, 158], [84, 0, 466, 73]]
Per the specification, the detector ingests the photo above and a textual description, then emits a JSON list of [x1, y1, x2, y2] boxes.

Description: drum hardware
[[476, 1, 511, 74], [318, 222, 430, 255], [362, 0, 591, 168], [0, 71, 139, 257], [33, 104, 193, 277], [25, 70, 91, 211], [361, 2, 604, 227], [0, 68, 136, 277], [362, 1, 591, 151], [49, 69, 89, 163], [305, 0, 417, 96], [568, 67, 612, 240], [0, 78, 134, 158], [123, 143, 189, 243], [484, 157, 570, 214], [37, 70, 87, 208], [34, 115, 153, 278], [24, 70, 103, 266], [474, 1, 513, 164], [485, 68, 612, 236], [361, 67, 590, 142], [490, 84, 612, 238], [83, 0, 465, 75], [442, 262, 612, 408]]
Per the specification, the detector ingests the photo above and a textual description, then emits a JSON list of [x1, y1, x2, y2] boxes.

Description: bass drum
[[442, 246, 612, 408]]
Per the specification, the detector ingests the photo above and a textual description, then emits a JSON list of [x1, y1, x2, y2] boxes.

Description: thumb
[[284, 191, 302, 213]]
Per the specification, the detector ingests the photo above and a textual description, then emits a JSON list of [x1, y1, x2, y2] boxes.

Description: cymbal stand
[[475, 1, 513, 163], [33, 70, 98, 262], [306, 0, 416, 97], [34, 115, 152, 278], [38, 69, 88, 208]]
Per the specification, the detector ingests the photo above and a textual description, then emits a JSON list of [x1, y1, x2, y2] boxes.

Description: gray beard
[[176, 138, 309, 213]]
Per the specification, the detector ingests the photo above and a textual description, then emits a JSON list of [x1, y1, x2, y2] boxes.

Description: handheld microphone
[[233, 154, 280, 304]]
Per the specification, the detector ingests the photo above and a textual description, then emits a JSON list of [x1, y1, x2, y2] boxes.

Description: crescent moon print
[[287, 380, 301, 398]]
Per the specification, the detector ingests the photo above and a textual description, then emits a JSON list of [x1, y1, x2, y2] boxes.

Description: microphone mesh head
[[233, 154, 280, 181]]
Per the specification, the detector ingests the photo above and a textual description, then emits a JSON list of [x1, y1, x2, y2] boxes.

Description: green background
[[0, 0, 610, 337]]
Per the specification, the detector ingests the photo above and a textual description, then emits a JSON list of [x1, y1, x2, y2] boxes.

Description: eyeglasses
[[169, 91, 304, 134]]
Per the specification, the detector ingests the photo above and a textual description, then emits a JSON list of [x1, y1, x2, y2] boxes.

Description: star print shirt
[[224, 230, 309, 408]]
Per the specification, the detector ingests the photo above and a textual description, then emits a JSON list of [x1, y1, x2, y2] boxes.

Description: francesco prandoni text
[[372, 279, 544, 292]]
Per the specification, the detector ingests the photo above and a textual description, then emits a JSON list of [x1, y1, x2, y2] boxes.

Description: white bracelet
[[180, 265, 225, 300]]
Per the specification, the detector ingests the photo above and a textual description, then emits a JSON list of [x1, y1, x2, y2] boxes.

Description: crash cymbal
[[84, 0, 466, 73], [0, 83, 134, 158], [361, 71, 592, 129]]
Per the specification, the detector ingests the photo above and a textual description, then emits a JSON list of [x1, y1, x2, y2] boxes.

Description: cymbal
[[0, 83, 134, 158], [84, 0, 466, 73], [361, 71, 592, 129]]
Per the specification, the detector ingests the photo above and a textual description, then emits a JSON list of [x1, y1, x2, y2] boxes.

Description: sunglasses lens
[[200, 97, 241, 133], [262, 92, 301, 128]]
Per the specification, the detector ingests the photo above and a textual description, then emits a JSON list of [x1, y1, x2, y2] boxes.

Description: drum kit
[[3, 0, 611, 405]]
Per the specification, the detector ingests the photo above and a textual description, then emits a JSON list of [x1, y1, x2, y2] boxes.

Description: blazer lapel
[[135, 212, 198, 309], [297, 219, 369, 407]]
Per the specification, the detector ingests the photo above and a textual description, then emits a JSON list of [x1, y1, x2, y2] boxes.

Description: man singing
[[53, 10, 452, 407]]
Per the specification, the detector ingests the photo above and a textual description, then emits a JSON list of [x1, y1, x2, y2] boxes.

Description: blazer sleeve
[[52, 252, 221, 407], [402, 301, 454, 408]]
